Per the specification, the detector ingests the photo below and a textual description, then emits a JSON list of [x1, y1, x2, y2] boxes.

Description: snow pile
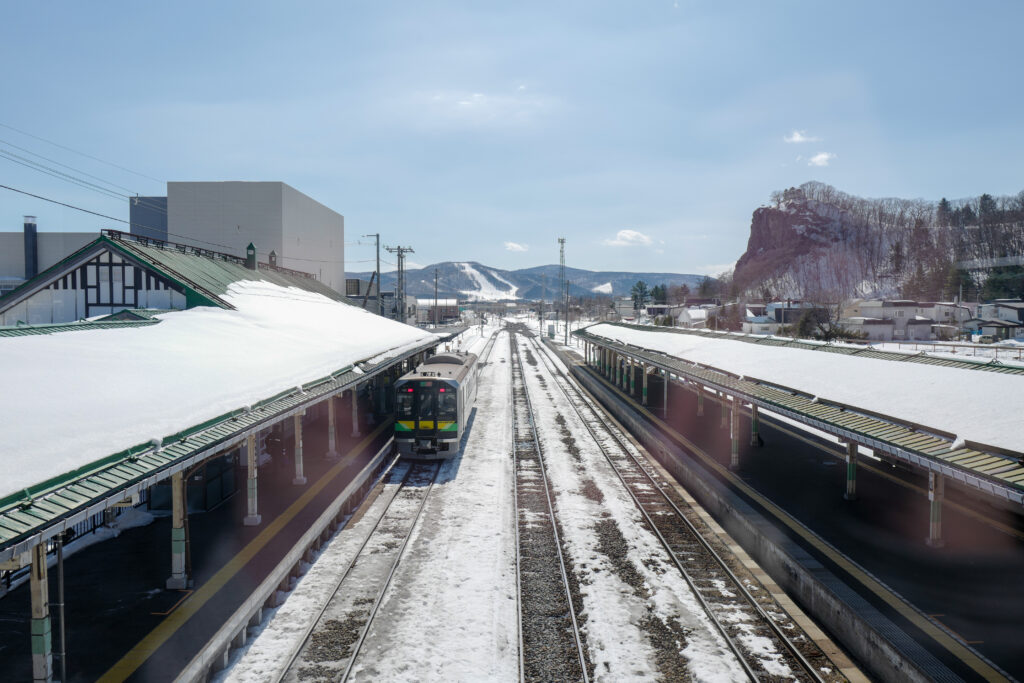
[[458, 262, 518, 301], [0, 280, 435, 499], [591, 282, 613, 294], [586, 323, 1024, 455]]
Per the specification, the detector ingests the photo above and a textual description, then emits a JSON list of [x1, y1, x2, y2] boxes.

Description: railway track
[[510, 333, 590, 683], [274, 460, 441, 683], [527, 334, 835, 682]]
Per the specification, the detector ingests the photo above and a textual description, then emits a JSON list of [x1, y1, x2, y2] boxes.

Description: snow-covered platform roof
[[577, 323, 1024, 505], [0, 277, 452, 559]]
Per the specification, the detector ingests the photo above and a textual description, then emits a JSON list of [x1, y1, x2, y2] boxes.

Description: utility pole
[[559, 237, 566, 344], [565, 279, 571, 345], [434, 268, 439, 328], [541, 274, 547, 336], [561, 237, 569, 342], [362, 233, 382, 316], [385, 245, 414, 324]]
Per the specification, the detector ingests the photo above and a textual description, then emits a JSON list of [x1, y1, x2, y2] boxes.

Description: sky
[[1, 1, 1022, 276]]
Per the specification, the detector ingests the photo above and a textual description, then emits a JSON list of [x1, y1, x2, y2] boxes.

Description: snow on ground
[[219, 461, 413, 682], [591, 282, 613, 294], [0, 280, 436, 499], [585, 323, 1024, 454], [521, 336, 747, 681], [458, 262, 518, 301], [348, 331, 517, 681]]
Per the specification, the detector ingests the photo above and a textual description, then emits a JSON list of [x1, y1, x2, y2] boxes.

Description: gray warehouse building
[[149, 181, 345, 292]]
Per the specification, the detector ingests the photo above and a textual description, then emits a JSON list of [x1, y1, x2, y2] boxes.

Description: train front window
[[438, 388, 457, 421], [397, 389, 415, 419], [417, 390, 435, 420]]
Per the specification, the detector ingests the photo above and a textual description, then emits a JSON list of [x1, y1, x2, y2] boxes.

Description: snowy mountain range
[[349, 261, 706, 301]]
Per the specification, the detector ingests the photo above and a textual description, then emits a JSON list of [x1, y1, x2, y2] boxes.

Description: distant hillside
[[733, 182, 1024, 301], [349, 261, 706, 301]]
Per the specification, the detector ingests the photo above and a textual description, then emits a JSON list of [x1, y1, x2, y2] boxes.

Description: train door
[[416, 383, 437, 435]]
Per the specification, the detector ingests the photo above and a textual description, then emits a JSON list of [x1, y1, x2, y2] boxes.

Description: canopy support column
[[662, 371, 669, 418], [293, 412, 307, 486], [729, 399, 739, 470], [167, 471, 189, 588], [30, 543, 52, 682], [720, 392, 727, 428], [750, 404, 761, 446], [351, 386, 361, 438], [641, 364, 648, 406], [844, 442, 858, 501], [926, 472, 945, 548], [697, 389, 704, 417], [629, 358, 635, 397], [244, 434, 262, 526], [325, 395, 340, 460]]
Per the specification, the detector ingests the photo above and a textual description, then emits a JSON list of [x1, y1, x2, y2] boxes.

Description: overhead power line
[[0, 120, 164, 184]]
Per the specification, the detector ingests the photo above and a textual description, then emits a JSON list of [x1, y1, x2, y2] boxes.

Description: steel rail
[[510, 332, 590, 683], [531, 336, 827, 683], [339, 460, 442, 682], [271, 455, 408, 683]]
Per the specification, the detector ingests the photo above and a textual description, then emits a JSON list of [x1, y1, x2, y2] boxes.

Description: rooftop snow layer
[[0, 281, 435, 499], [586, 323, 1024, 455]]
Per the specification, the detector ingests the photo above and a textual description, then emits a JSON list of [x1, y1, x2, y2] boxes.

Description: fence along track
[[510, 332, 589, 683], [276, 460, 441, 683], [529, 335, 830, 683]]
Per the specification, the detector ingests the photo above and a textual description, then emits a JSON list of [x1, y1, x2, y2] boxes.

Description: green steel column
[[729, 399, 739, 469], [629, 358, 635, 396], [30, 543, 51, 682], [750, 404, 760, 447], [325, 396, 340, 460], [843, 442, 858, 501], [641, 363, 648, 405], [167, 471, 188, 588], [293, 412, 307, 486], [244, 434, 262, 525], [615, 354, 621, 387], [662, 370, 669, 418], [351, 385, 362, 438], [926, 471, 945, 547]]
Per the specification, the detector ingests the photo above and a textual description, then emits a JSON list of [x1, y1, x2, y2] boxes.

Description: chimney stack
[[23, 216, 38, 279], [245, 242, 257, 270], [269, 250, 277, 268]]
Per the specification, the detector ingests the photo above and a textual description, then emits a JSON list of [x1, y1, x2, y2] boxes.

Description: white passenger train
[[394, 352, 479, 458]]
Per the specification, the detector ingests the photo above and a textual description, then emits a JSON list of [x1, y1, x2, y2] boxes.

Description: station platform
[[568, 349, 1024, 681], [0, 398, 389, 683]]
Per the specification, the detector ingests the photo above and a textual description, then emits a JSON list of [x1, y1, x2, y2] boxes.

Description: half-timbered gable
[[0, 230, 342, 326]]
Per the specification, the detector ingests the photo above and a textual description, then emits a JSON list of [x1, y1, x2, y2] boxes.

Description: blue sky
[[2, 1, 1021, 276]]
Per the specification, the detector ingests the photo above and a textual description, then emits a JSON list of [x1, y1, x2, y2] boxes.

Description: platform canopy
[[0, 234, 449, 558]]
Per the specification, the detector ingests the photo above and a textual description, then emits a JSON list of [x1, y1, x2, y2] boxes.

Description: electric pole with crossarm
[[385, 245, 414, 324]]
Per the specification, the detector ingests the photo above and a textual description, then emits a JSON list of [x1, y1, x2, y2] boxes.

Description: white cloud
[[418, 88, 553, 127], [807, 152, 835, 167], [603, 229, 653, 247], [504, 241, 528, 252], [784, 130, 820, 143]]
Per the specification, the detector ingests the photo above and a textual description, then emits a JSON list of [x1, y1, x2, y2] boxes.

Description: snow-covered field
[[0, 281, 435, 499], [458, 262, 518, 301], [585, 323, 1024, 454]]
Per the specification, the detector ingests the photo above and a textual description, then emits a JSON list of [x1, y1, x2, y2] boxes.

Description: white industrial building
[[165, 182, 345, 292]]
